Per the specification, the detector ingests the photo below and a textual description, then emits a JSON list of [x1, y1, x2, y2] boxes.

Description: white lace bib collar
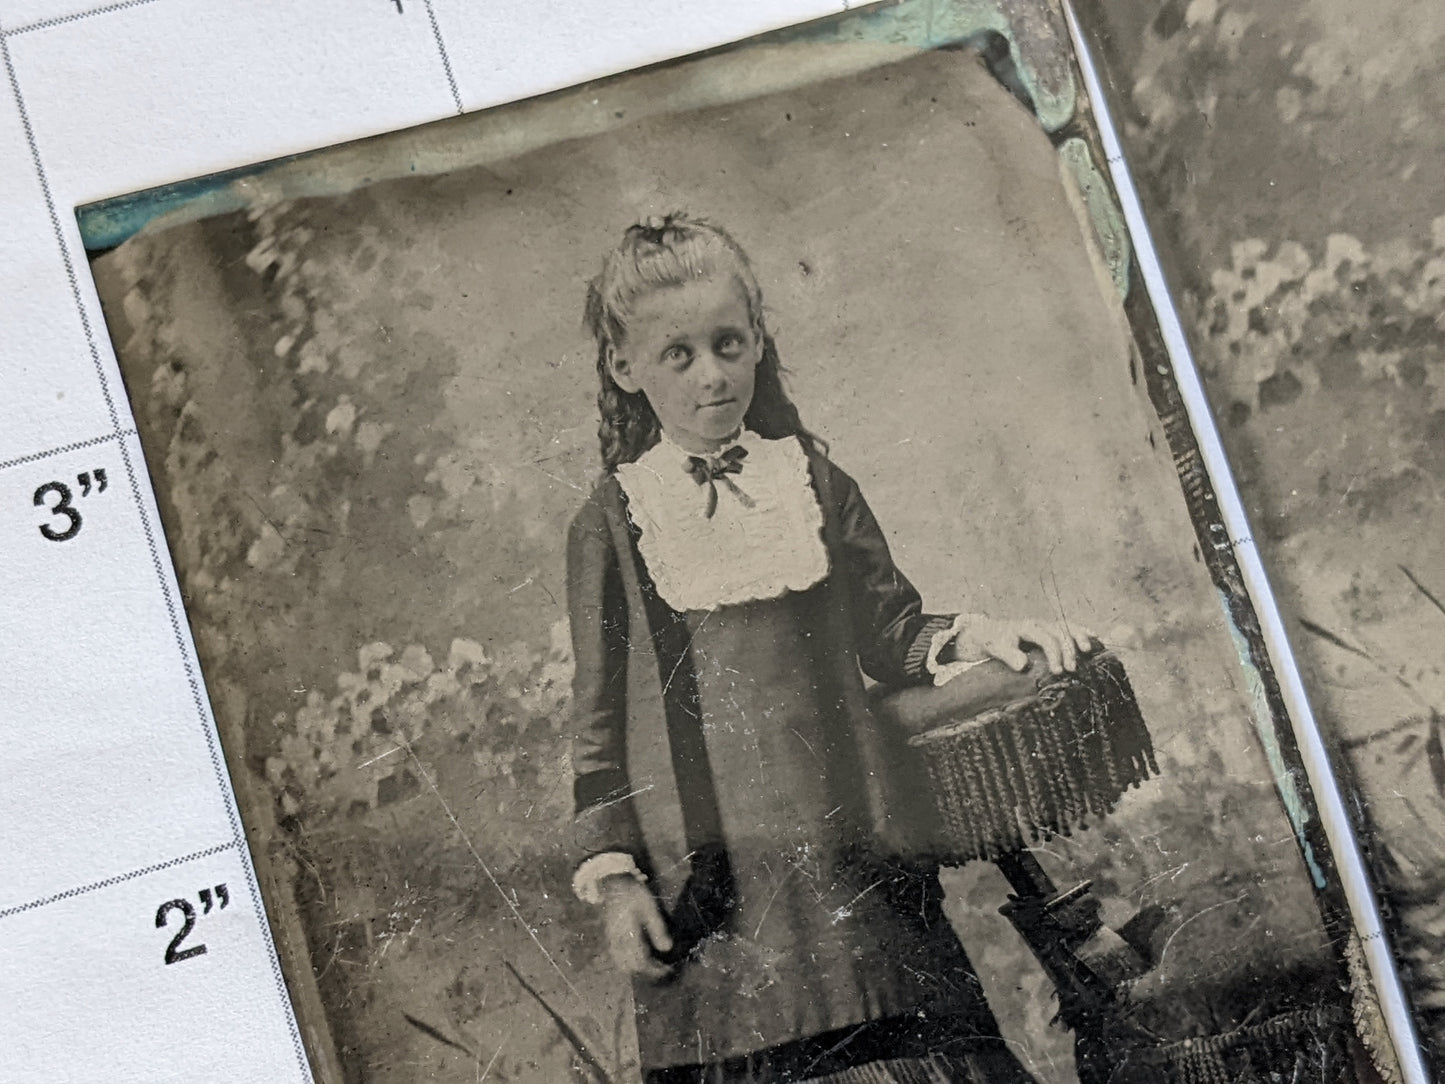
[[614, 429, 830, 612]]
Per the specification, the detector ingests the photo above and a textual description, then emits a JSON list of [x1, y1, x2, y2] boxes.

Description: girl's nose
[[696, 353, 729, 390]]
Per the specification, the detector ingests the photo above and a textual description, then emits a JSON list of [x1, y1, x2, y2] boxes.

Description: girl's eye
[[662, 345, 692, 367], [715, 333, 745, 357]]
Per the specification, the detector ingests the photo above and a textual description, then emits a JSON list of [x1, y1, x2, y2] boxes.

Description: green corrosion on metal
[[1222, 591, 1328, 890], [780, 0, 1077, 131], [1058, 136, 1132, 294]]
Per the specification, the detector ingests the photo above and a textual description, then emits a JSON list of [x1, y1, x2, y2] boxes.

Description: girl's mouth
[[699, 398, 736, 410]]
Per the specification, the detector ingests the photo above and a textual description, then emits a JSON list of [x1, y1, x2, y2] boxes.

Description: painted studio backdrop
[[85, 8, 1379, 1082]]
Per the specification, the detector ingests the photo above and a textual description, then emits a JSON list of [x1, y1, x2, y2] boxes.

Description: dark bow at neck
[[684, 445, 751, 518]]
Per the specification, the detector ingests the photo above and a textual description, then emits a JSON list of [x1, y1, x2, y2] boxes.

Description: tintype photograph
[[80, 1, 1402, 1080]]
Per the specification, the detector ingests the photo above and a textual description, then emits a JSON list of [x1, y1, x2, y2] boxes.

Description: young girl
[[566, 214, 1089, 1083]]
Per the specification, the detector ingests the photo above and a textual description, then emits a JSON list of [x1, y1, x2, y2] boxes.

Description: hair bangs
[[605, 229, 759, 342]]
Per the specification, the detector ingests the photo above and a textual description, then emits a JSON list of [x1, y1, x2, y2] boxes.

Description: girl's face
[[609, 275, 762, 455]]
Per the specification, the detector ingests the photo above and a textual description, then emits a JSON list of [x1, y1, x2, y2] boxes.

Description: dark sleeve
[[830, 463, 956, 687], [565, 493, 646, 861]]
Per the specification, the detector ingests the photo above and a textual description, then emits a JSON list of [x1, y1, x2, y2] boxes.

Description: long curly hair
[[583, 213, 819, 470]]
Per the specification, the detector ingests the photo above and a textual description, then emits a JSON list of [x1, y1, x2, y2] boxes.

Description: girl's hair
[[584, 212, 818, 470]]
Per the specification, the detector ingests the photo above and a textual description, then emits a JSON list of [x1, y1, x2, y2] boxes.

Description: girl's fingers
[[987, 636, 1030, 672], [1025, 624, 1064, 673], [1060, 633, 1077, 672], [985, 619, 1103, 676], [644, 902, 674, 954], [610, 916, 670, 979], [628, 938, 671, 980]]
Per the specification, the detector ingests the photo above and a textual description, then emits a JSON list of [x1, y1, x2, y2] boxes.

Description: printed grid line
[[1, 37, 122, 429], [0, 427, 134, 472], [0, 0, 164, 37], [421, 0, 464, 114], [0, 840, 239, 919], [2, 20, 312, 1078]]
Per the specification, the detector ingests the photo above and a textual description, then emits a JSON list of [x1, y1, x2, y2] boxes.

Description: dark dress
[[566, 443, 1033, 1083]]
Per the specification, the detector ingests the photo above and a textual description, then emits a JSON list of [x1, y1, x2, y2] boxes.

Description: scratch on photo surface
[[292, 847, 329, 902], [358, 743, 404, 769], [1157, 890, 1248, 967], [401, 740, 592, 1012], [1041, 542, 1076, 643], [801, 1023, 867, 1075], [1145, 834, 1177, 857], [662, 609, 712, 696], [1132, 862, 1188, 902], [753, 861, 802, 938], [589, 784, 655, 812], [378, 914, 424, 958], [1027, 837, 1082, 861], [316, 928, 346, 980], [523, 459, 586, 493], [240, 485, 283, 538], [478, 1037, 505, 1082], [505, 960, 613, 1083], [831, 879, 885, 924]]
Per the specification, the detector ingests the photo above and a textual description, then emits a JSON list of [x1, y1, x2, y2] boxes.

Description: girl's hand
[[953, 617, 1098, 674], [599, 875, 674, 981]]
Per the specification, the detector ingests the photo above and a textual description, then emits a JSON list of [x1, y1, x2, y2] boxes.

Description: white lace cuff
[[572, 852, 647, 905], [926, 614, 989, 687]]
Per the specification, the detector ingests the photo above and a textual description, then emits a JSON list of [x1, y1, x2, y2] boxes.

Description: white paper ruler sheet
[[0, 0, 1424, 1080]]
